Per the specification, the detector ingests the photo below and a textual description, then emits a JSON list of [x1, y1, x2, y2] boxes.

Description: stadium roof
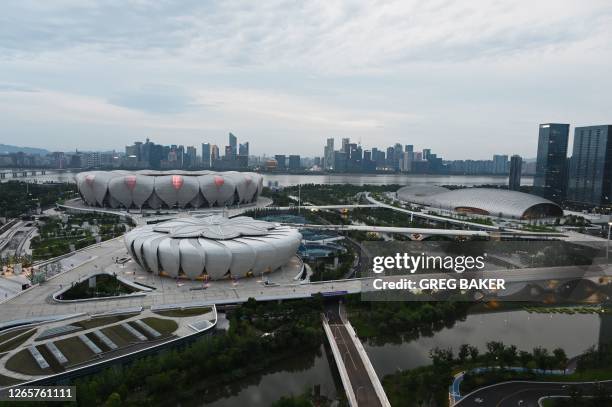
[[397, 186, 563, 219]]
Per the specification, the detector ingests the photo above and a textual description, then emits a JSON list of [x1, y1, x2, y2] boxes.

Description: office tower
[[493, 154, 509, 174], [324, 138, 334, 170], [393, 143, 403, 169], [228, 133, 237, 159], [239, 142, 249, 157], [509, 155, 522, 191], [386, 147, 395, 167], [422, 148, 431, 160], [288, 155, 301, 170], [400, 152, 412, 172], [342, 138, 350, 153], [211, 145, 220, 162], [201, 143, 211, 168], [275, 155, 286, 170], [534, 123, 569, 202], [405, 145, 414, 154], [185, 146, 197, 168], [567, 125, 612, 206], [333, 151, 347, 172]]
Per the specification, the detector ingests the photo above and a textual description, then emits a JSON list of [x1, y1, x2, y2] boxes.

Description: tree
[[553, 348, 568, 371], [458, 344, 470, 364], [518, 350, 532, 370], [468, 345, 479, 363]]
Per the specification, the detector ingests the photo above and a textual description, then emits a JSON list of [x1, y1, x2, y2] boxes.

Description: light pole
[[607, 222, 612, 265]]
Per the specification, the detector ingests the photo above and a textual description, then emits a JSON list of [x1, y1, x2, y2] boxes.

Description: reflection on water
[[0, 170, 534, 188], [365, 310, 602, 377], [197, 344, 341, 407], [196, 310, 603, 405]]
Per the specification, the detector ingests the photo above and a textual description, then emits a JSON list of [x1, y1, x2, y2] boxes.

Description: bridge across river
[[323, 300, 390, 407]]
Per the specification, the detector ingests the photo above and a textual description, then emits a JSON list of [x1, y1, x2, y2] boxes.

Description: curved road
[[456, 380, 612, 407]]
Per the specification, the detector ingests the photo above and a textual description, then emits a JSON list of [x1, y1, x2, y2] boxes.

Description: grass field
[[6, 348, 54, 376], [0, 373, 23, 387], [74, 315, 129, 330], [55, 336, 95, 366], [154, 307, 212, 318], [0, 330, 36, 353], [141, 317, 178, 336]]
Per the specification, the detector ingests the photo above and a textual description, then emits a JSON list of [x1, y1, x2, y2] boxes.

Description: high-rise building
[[201, 143, 211, 168], [333, 151, 347, 172], [211, 145, 220, 162], [400, 152, 412, 172], [493, 154, 509, 174], [422, 148, 431, 160], [567, 125, 612, 206], [341, 138, 350, 153], [288, 155, 301, 170], [228, 133, 237, 159], [275, 154, 286, 170], [324, 138, 334, 170], [534, 123, 569, 202], [239, 142, 249, 157], [509, 155, 522, 191]]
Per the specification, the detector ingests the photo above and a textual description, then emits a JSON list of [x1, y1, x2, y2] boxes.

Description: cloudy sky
[[1, 0, 611, 159]]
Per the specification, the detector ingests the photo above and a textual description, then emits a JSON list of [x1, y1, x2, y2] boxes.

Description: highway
[[456, 380, 612, 407]]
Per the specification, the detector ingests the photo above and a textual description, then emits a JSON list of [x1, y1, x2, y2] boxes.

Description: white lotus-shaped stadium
[[124, 216, 302, 280], [75, 170, 263, 209]]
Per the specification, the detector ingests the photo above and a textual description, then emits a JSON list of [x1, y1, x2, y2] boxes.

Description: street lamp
[[607, 222, 612, 265]]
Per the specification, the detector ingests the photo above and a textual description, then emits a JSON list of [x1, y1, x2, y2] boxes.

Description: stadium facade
[[125, 216, 302, 280], [397, 186, 563, 219], [75, 170, 263, 209]]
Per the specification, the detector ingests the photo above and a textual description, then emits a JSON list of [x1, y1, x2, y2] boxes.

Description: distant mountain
[[0, 144, 49, 155]]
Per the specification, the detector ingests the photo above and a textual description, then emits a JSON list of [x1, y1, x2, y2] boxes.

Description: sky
[[0, 0, 611, 159]]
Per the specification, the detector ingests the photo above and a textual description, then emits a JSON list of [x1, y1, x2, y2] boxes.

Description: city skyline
[[1, 1, 612, 158]]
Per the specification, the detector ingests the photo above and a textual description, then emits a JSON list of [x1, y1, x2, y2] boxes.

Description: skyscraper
[[493, 154, 509, 174], [239, 142, 249, 157], [201, 143, 211, 168], [288, 155, 301, 170], [275, 155, 286, 170], [509, 155, 522, 191], [341, 138, 350, 153], [324, 138, 334, 170], [534, 123, 569, 202], [567, 125, 612, 206], [211, 145, 220, 162], [228, 133, 237, 159]]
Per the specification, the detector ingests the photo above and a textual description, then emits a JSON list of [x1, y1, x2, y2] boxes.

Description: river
[[200, 309, 603, 406], [0, 169, 533, 187]]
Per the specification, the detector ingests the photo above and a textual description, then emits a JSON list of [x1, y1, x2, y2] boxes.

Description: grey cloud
[[108, 85, 198, 114]]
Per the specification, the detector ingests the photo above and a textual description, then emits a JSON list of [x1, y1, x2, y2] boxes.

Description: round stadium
[[396, 185, 563, 219], [75, 170, 263, 209], [124, 215, 302, 280]]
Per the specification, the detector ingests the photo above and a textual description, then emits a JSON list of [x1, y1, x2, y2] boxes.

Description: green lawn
[[101, 325, 136, 347], [0, 328, 29, 344], [141, 318, 178, 336], [153, 307, 212, 318], [0, 330, 36, 353], [74, 315, 129, 330], [55, 336, 95, 366], [6, 348, 54, 376], [0, 373, 24, 387]]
